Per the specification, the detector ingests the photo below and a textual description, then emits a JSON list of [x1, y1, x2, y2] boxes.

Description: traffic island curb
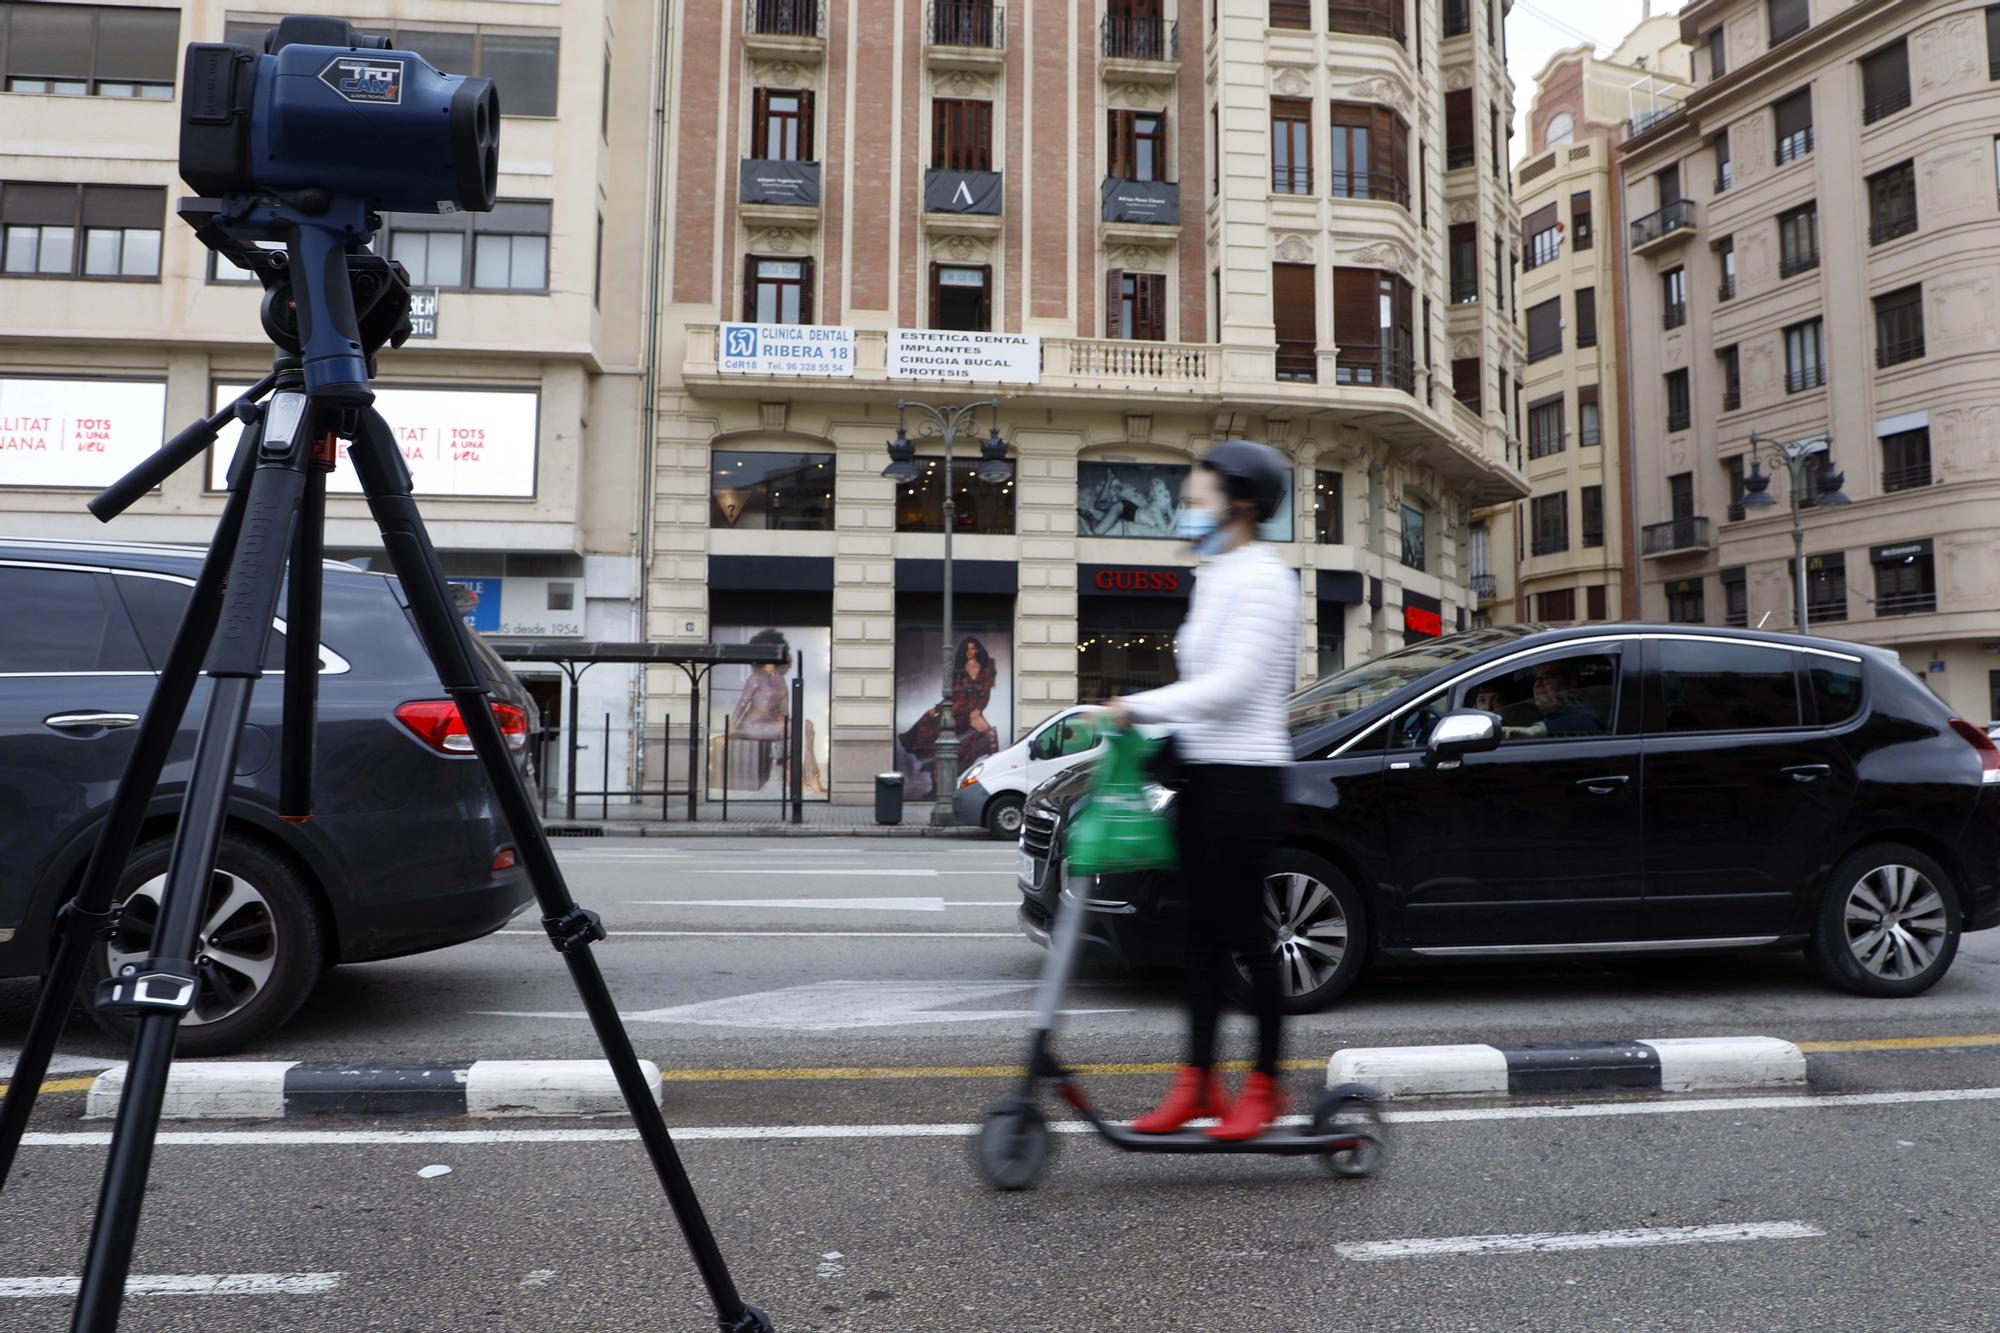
[[1326, 1036, 1807, 1099], [85, 1059, 664, 1121]]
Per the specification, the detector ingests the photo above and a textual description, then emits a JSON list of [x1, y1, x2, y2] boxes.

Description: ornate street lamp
[[1739, 431, 1850, 631]]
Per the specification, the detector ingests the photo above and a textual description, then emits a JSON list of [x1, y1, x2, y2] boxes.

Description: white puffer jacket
[[1122, 542, 1300, 764]]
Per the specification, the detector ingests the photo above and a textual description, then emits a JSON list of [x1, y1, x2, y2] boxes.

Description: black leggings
[[1177, 762, 1283, 1076]]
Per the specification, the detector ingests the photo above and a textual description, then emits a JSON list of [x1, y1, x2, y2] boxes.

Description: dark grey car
[[0, 538, 536, 1054]]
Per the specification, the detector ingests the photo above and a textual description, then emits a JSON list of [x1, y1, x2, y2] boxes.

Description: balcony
[[1775, 127, 1814, 167], [1643, 517, 1712, 558], [1663, 302, 1687, 330], [927, 1, 1006, 67], [1714, 169, 1732, 194], [1882, 461, 1932, 492], [1666, 408, 1691, 433], [1334, 344, 1416, 395], [745, 0, 824, 54], [1471, 572, 1497, 601], [1531, 533, 1570, 556], [1869, 207, 1917, 246], [1862, 88, 1911, 125], [1779, 246, 1819, 279], [1722, 387, 1741, 411], [1101, 13, 1177, 70], [1877, 330, 1925, 368], [1630, 199, 1697, 254], [1718, 276, 1735, 301], [1627, 104, 1685, 141], [1329, 171, 1411, 209], [1785, 364, 1827, 393]]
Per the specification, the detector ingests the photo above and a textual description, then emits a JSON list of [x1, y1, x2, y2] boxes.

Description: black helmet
[[1199, 439, 1289, 523]]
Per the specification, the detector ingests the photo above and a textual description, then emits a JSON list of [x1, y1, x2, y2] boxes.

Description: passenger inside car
[[1457, 654, 1615, 741]]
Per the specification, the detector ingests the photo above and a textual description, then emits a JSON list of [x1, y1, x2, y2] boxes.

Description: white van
[[952, 705, 1105, 839]]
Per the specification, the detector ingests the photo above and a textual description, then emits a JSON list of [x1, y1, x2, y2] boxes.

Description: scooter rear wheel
[[975, 1099, 1051, 1191], [1311, 1084, 1388, 1179]]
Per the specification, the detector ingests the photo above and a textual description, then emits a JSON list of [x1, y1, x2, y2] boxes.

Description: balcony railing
[[1272, 164, 1311, 193], [1876, 329, 1925, 368], [1882, 461, 1932, 492], [1630, 198, 1696, 250], [1050, 337, 1216, 385], [1471, 572, 1497, 600], [1628, 104, 1685, 140], [1664, 302, 1687, 330], [1643, 517, 1712, 556], [1808, 596, 1849, 624], [1714, 169, 1732, 194], [1334, 344, 1415, 394], [1531, 532, 1570, 556], [1445, 142, 1475, 170], [1328, 0, 1407, 44], [1775, 127, 1814, 166], [1779, 246, 1819, 278], [1786, 363, 1827, 393], [1722, 386, 1741, 411], [1862, 88, 1911, 125], [1329, 171, 1411, 208], [1102, 13, 1177, 60], [1276, 341, 1317, 383], [1450, 276, 1478, 304], [1718, 276, 1735, 301], [1875, 589, 1936, 617], [929, 0, 1004, 48], [1666, 408, 1691, 432], [1869, 206, 1917, 245], [746, 0, 822, 37]]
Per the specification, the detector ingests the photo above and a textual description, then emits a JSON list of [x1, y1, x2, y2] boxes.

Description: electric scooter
[[976, 868, 1390, 1190]]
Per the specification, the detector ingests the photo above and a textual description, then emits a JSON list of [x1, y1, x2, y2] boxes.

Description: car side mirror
[[1428, 709, 1501, 765]]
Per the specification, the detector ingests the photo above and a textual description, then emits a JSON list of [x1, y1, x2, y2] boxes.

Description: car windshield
[[1286, 628, 1537, 735]]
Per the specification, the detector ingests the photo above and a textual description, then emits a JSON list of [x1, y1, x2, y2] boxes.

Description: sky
[[1503, 0, 1687, 158]]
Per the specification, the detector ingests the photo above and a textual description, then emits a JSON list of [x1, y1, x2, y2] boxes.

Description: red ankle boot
[[1208, 1071, 1290, 1141], [1129, 1066, 1225, 1134]]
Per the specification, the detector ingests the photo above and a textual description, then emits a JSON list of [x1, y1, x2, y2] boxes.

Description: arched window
[[1544, 112, 1575, 149]]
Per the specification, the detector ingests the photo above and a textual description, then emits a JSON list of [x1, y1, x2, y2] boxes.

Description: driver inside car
[[1502, 661, 1605, 739]]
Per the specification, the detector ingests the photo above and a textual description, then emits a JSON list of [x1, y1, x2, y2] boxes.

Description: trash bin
[[874, 772, 905, 825]]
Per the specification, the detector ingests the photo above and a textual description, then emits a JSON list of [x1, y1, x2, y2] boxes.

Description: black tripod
[[0, 232, 772, 1333]]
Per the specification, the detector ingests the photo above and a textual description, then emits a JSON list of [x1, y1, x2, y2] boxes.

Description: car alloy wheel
[[105, 871, 278, 1027], [1262, 871, 1349, 1001], [1843, 863, 1948, 981]]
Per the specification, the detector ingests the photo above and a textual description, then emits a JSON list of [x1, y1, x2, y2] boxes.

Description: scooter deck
[[1095, 1121, 1375, 1156]]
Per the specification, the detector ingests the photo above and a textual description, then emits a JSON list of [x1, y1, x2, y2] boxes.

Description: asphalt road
[[7, 837, 2000, 1330]]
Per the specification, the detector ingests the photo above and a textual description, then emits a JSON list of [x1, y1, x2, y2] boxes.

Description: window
[[1452, 357, 1482, 410], [930, 263, 991, 331], [1078, 461, 1189, 537], [1444, 0, 1469, 38], [1493, 235, 1503, 305], [1768, 0, 1810, 47], [1545, 112, 1575, 148], [1867, 161, 1916, 244], [278, 21, 560, 116], [0, 2, 177, 98], [0, 564, 148, 672], [1509, 252, 1518, 313], [1526, 297, 1562, 362], [1662, 267, 1687, 329], [1665, 369, 1691, 432], [1778, 202, 1819, 277], [1328, 0, 1406, 44], [1725, 454, 1747, 521], [743, 256, 814, 324], [1656, 164, 1682, 209], [1874, 285, 1924, 367], [1713, 131, 1732, 192], [1528, 396, 1565, 459], [1578, 385, 1601, 446], [1273, 261, 1317, 381], [1575, 287, 1597, 348], [1880, 425, 1931, 492], [1669, 471, 1695, 523], [1523, 203, 1561, 270], [1530, 492, 1568, 554], [1792, 552, 1848, 623], [1812, 658, 1863, 725], [1721, 567, 1748, 626], [1658, 640, 1804, 732], [208, 241, 281, 284], [1720, 344, 1742, 410], [1105, 270, 1167, 341], [1773, 88, 1813, 165], [1708, 26, 1727, 80], [1664, 578, 1706, 626], [1271, 0, 1312, 29], [1314, 470, 1344, 544], [1490, 103, 1501, 179], [383, 200, 550, 292], [895, 457, 1016, 534], [1400, 503, 1426, 570], [1586, 586, 1607, 620], [1582, 486, 1604, 549], [1333, 268, 1414, 392], [1874, 543, 1936, 616], [0, 182, 160, 279], [752, 89, 814, 161], [1469, 523, 1490, 588], [1785, 318, 1826, 392], [1108, 109, 1168, 182], [1533, 589, 1577, 622], [1458, 648, 1616, 740], [933, 99, 994, 171], [593, 213, 603, 307], [1448, 222, 1477, 302], [601, 48, 611, 139], [1445, 89, 1474, 169], [1991, 5, 2000, 80], [1329, 102, 1410, 203], [1716, 235, 1736, 300], [1211, 103, 1219, 194], [1271, 97, 1312, 193], [1419, 144, 1428, 226], [1861, 40, 1910, 124], [710, 450, 835, 530]]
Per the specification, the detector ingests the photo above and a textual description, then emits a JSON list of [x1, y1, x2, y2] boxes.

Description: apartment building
[[1619, 0, 2000, 721], [0, 0, 656, 803], [650, 0, 1526, 805], [1486, 16, 1687, 626]]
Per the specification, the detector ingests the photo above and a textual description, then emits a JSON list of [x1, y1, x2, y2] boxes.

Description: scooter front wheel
[[975, 1098, 1051, 1191], [1312, 1084, 1388, 1179]]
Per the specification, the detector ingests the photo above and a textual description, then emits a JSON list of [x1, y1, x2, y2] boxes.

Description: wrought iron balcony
[[1881, 461, 1932, 493], [1718, 276, 1735, 301], [1876, 330, 1925, 368], [1471, 572, 1497, 600], [1664, 302, 1687, 330], [1874, 590, 1935, 617], [1786, 363, 1827, 393], [1101, 13, 1176, 61], [746, 0, 822, 38], [1779, 246, 1819, 278], [1869, 207, 1917, 245], [1775, 127, 1814, 166], [1643, 517, 1712, 557], [1328, 170, 1411, 208], [1630, 199, 1697, 253], [1862, 88, 1911, 125], [928, 1, 1005, 49]]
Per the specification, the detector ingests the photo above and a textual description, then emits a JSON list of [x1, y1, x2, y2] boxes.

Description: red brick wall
[[1530, 60, 1585, 155], [669, 1, 723, 305], [1074, 3, 1096, 336], [820, 0, 851, 323], [1031, 0, 1069, 321], [1175, 0, 1206, 343]]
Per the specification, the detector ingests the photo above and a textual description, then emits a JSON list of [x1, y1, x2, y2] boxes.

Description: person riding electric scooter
[[1104, 438, 1299, 1141]]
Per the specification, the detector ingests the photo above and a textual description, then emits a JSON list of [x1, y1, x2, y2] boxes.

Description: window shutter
[[1773, 89, 1811, 139], [975, 101, 992, 171], [1332, 268, 1378, 345], [1274, 263, 1317, 345], [752, 88, 769, 158], [977, 265, 993, 330], [929, 261, 942, 327], [742, 253, 757, 322], [1138, 274, 1164, 340], [799, 256, 815, 325], [1105, 269, 1123, 339], [1523, 202, 1558, 234], [800, 91, 817, 163]]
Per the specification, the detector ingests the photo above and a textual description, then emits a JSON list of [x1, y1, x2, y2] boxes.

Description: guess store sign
[[1082, 564, 1189, 597], [1403, 590, 1443, 639]]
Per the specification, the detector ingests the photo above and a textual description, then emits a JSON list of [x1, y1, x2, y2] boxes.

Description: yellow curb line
[[1795, 1033, 2000, 1053], [0, 1076, 98, 1097]]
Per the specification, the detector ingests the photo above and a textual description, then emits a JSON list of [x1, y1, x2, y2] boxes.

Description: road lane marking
[[480, 980, 1129, 1031], [0, 1273, 346, 1298], [22, 1085, 2000, 1149], [685, 868, 946, 876], [627, 897, 1021, 911], [495, 929, 1017, 939], [1334, 1221, 1823, 1262], [654, 1059, 1316, 1083]]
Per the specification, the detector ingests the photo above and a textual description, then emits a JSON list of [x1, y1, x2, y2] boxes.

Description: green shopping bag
[[1062, 722, 1178, 876]]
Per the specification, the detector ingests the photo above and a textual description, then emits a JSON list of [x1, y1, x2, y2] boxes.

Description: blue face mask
[[1173, 507, 1229, 555]]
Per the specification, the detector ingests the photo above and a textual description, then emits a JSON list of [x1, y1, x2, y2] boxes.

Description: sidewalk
[[538, 800, 993, 839]]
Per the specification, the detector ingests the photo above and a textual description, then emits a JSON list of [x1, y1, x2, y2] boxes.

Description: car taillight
[[491, 846, 518, 872], [395, 699, 530, 755], [1948, 719, 2000, 785]]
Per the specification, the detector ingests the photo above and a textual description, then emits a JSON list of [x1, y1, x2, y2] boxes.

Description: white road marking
[[417, 1165, 452, 1179], [0, 1047, 117, 1079], [479, 980, 1126, 1031], [686, 868, 945, 877], [1335, 1221, 1824, 1262], [23, 1084, 2000, 1150], [495, 929, 1017, 939], [0, 1273, 345, 1298], [519, 1270, 555, 1288], [629, 897, 1020, 912]]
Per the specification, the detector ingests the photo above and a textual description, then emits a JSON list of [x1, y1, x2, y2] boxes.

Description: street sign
[[407, 288, 438, 339]]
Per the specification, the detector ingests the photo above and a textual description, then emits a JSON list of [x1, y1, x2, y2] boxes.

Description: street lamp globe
[[1816, 460, 1852, 507], [1741, 461, 1778, 510], [881, 425, 919, 483], [975, 424, 1012, 484]]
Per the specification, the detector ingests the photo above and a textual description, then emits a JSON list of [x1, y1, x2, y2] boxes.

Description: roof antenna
[[1756, 611, 1772, 629]]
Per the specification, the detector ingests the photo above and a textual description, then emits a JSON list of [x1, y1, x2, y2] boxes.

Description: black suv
[[1019, 624, 2000, 1008], [0, 539, 536, 1053]]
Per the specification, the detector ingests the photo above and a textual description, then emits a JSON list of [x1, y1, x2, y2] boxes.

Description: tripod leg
[[280, 464, 327, 817], [0, 464, 256, 1194], [344, 409, 767, 1331]]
